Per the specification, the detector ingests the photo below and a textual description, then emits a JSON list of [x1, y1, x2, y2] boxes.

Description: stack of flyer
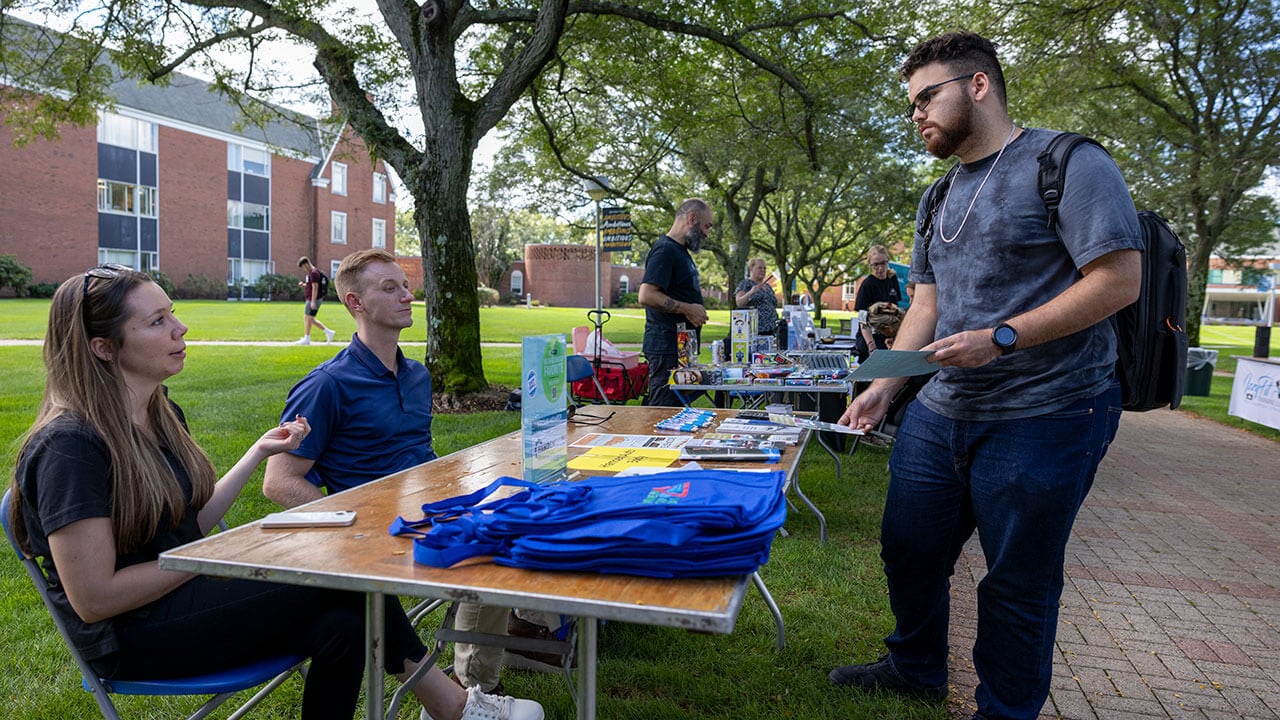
[[655, 408, 717, 432], [678, 438, 781, 462], [714, 414, 803, 443]]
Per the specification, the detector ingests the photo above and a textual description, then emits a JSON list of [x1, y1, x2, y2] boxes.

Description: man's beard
[[924, 97, 975, 159], [683, 227, 704, 253]]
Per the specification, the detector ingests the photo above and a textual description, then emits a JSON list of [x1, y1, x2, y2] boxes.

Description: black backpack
[[316, 271, 330, 299], [917, 131, 1189, 411]]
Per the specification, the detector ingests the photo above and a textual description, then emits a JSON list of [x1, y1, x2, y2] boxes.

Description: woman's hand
[[255, 415, 310, 457]]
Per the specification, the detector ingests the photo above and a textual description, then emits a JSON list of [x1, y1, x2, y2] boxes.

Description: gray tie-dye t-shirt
[[910, 128, 1143, 421]]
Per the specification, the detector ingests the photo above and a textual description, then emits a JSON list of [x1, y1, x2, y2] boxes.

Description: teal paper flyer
[[521, 335, 568, 483]]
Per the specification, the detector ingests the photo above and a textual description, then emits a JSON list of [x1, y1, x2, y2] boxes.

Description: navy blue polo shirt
[[279, 334, 436, 493]]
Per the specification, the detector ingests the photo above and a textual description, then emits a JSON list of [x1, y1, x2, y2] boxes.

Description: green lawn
[[1, 301, 1277, 718]]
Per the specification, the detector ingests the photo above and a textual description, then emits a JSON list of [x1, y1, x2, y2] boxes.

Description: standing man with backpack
[[294, 256, 336, 345], [833, 32, 1143, 720]]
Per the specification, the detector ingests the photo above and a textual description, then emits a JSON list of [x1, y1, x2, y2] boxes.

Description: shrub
[[146, 269, 177, 297], [179, 274, 229, 300], [0, 255, 34, 297], [703, 295, 725, 310], [253, 273, 304, 301], [616, 292, 639, 308], [477, 286, 500, 307], [26, 282, 59, 298], [413, 289, 424, 301]]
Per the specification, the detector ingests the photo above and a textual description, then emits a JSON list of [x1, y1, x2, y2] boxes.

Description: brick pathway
[[947, 409, 1280, 719]]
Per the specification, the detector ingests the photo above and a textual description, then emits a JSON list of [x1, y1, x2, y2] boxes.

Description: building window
[[372, 172, 387, 204], [331, 211, 347, 244], [510, 270, 524, 297], [227, 258, 272, 287], [1208, 269, 1224, 284], [372, 218, 386, 249], [618, 275, 630, 295], [843, 279, 858, 298], [332, 162, 347, 196], [97, 112, 155, 152], [97, 181, 157, 217], [98, 249, 156, 271], [227, 144, 271, 176], [227, 200, 270, 230]]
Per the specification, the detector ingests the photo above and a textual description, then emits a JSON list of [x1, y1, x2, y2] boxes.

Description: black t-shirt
[[854, 272, 901, 312], [15, 413, 203, 660], [641, 235, 703, 355]]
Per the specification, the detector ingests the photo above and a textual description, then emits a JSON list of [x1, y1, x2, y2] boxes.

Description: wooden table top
[[161, 405, 809, 633]]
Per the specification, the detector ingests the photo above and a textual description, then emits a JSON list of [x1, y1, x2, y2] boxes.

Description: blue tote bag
[[389, 469, 787, 578]]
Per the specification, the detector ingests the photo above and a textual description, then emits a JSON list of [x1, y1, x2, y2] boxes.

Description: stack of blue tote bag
[[389, 469, 787, 578]]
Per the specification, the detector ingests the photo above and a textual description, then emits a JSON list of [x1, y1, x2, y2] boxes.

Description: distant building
[[0, 29, 393, 297], [1204, 245, 1280, 325], [498, 245, 637, 307]]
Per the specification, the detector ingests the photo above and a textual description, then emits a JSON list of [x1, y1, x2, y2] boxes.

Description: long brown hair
[[9, 268, 217, 555]]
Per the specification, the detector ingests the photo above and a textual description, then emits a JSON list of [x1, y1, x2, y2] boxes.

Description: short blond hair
[[334, 249, 399, 310]]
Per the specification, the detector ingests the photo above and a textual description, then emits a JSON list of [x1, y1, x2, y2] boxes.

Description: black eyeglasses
[[906, 72, 976, 119], [82, 263, 130, 324]]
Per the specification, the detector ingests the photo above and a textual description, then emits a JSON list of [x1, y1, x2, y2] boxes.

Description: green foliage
[[477, 286, 500, 307], [145, 269, 176, 297], [0, 255, 34, 296], [25, 282, 58, 298], [617, 291, 640, 308], [253, 273, 305, 301], [178, 274, 228, 300]]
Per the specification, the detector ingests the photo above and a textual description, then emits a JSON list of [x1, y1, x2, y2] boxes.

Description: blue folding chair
[[2, 489, 305, 720], [566, 353, 611, 407]]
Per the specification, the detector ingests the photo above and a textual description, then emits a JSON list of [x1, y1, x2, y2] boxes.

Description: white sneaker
[[421, 686, 544, 720], [292, 336, 311, 345], [324, 328, 336, 343]]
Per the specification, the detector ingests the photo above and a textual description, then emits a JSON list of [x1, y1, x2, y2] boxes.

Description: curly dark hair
[[900, 31, 1006, 107]]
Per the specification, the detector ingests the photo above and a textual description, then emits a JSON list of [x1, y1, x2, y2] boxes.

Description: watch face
[[994, 325, 1017, 348]]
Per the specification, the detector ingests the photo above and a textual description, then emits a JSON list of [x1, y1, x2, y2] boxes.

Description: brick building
[[496, 244, 642, 308], [0, 59, 393, 296]]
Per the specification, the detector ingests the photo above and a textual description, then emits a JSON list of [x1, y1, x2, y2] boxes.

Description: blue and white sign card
[[521, 334, 569, 483]]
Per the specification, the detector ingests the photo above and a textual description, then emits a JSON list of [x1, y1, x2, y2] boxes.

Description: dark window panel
[[243, 174, 270, 205], [243, 230, 270, 259], [98, 144, 137, 184], [98, 213, 137, 250]]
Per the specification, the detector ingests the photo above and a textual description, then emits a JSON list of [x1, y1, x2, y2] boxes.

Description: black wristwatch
[[992, 323, 1018, 354]]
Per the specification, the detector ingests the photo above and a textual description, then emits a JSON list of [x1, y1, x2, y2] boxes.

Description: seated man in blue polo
[[263, 248, 514, 703]]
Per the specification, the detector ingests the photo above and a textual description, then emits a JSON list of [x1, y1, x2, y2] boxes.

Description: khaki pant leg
[[451, 603, 508, 691]]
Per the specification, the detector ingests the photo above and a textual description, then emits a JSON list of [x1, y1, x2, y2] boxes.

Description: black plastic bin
[[1184, 348, 1218, 397]]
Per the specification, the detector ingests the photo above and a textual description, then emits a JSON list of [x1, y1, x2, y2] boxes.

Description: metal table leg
[[575, 617, 599, 720], [366, 591, 385, 720], [752, 572, 786, 651]]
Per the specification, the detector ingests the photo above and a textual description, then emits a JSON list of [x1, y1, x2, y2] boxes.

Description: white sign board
[[1228, 356, 1280, 431]]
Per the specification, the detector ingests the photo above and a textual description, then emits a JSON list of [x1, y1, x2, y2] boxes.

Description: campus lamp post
[[583, 176, 611, 367]]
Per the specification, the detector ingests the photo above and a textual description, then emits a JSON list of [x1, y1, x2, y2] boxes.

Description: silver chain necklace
[[938, 126, 1018, 244]]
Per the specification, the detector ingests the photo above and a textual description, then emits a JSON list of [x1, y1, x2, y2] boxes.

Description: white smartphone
[[260, 510, 357, 528]]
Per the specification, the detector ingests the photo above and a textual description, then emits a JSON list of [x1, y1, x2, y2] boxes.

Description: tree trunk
[[1185, 228, 1213, 348], [410, 128, 487, 397]]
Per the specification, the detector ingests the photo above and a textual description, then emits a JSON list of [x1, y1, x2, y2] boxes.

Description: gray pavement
[[947, 408, 1280, 719]]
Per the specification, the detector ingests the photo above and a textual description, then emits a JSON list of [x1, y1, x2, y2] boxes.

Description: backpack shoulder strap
[[916, 163, 961, 242], [1037, 131, 1109, 229]]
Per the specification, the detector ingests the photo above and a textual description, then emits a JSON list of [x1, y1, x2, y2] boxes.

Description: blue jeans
[[880, 384, 1122, 720]]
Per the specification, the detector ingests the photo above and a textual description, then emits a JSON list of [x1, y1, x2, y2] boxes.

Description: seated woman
[[7, 265, 542, 720]]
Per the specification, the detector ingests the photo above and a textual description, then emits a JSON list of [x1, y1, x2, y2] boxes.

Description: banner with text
[[602, 206, 633, 252]]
